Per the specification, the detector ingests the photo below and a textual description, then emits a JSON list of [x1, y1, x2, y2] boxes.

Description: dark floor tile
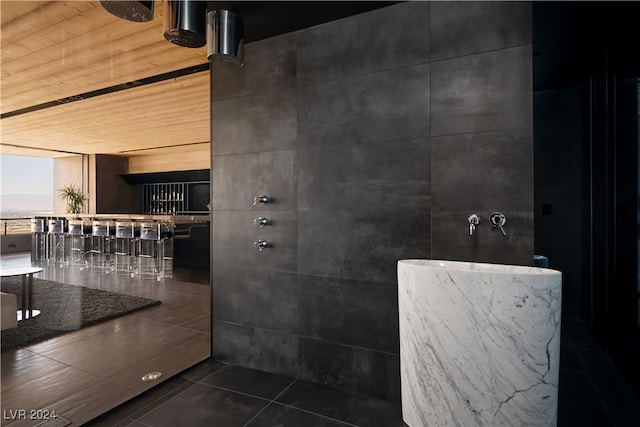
[[559, 370, 601, 404], [588, 373, 640, 410], [179, 358, 225, 382], [201, 365, 295, 400], [562, 317, 592, 333], [137, 383, 268, 427], [84, 376, 195, 426], [557, 398, 613, 427], [275, 380, 403, 427], [560, 344, 584, 371], [567, 330, 603, 352], [105, 418, 147, 427], [576, 350, 621, 376], [606, 406, 640, 427], [246, 402, 352, 427]]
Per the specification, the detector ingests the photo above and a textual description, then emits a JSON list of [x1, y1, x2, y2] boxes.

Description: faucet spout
[[467, 214, 480, 236]]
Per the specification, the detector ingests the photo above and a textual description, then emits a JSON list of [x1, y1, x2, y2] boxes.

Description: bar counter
[[36, 214, 210, 224], [30, 214, 211, 275]]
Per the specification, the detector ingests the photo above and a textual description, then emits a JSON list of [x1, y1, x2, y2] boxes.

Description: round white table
[[0, 266, 44, 321]]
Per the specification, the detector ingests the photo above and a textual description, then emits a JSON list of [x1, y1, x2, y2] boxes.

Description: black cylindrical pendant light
[[99, 0, 154, 22], [164, 0, 207, 48], [207, 10, 244, 67]]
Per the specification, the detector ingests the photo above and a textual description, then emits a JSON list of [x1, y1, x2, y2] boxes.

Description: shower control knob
[[253, 195, 273, 205], [254, 239, 272, 251], [489, 212, 507, 236], [254, 217, 272, 227]]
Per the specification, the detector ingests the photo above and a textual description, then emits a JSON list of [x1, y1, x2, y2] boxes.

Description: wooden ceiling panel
[[1, 1, 207, 115], [1, 72, 210, 155]]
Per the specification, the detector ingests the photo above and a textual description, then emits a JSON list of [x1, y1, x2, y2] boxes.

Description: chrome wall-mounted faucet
[[254, 239, 272, 251], [489, 212, 507, 236], [254, 217, 272, 227], [253, 195, 273, 205], [468, 214, 480, 236]]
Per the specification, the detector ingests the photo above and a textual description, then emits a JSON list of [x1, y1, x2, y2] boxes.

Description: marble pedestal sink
[[398, 259, 562, 427]]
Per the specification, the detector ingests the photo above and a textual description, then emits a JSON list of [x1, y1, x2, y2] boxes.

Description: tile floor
[[0, 252, 210, 426], [86, 360, 404, 427], [85, 317, 640, 427], [3, 253, 639, 426]]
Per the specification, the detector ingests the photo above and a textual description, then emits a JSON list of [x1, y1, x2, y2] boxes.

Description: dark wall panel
[[297, 65, 430, 146], [211, 1, 533, 401], [430, 1, 531, 61], [298, 274, 400, 354], [297, 138, 430, 211], [95, 155, 137, 214], [212, 33, 297, 100], [431, 129, 533, 212], [297, 210, 430, 284], [211, 150, 297, 211], [212, 321, 298, 378], [212, 269, 298, 333], [296, 1, 430, 85], [212, 210, 297, 273], [430, 46, 533, 137]]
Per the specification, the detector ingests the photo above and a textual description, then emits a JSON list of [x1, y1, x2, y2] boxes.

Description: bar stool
[[114, 221, 136, 276], [67, 219, 89, 269], [30, 218, 46, 263], [137, 222, 160, 279], [47, 219, 66, 266], [159, 221, 174, 280], [90, 220, 112, 271]]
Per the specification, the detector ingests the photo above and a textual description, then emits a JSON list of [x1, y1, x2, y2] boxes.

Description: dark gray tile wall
[[296, 1, 430, 85], [211, 1, 533, 401], [431, 129, 533, 212], [430, 2, 534, 266], [297, 65, 431, 145], [430, 1, 532, 61], [430, 46, 533, 137]]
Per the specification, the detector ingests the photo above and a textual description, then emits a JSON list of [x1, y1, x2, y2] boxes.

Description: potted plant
[[59, 184, 87, 214]]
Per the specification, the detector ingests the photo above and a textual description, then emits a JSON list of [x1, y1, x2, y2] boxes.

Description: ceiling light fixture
[[99, 0, 154, 22], [207, 10, 244, 67], [164, 0, 207, 48]]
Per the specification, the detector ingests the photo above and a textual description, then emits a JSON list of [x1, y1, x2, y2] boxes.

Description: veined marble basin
[[398, 259, 562, 427]]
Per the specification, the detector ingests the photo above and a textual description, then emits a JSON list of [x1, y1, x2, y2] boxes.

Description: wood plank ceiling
[[0, 1, 210, 158]]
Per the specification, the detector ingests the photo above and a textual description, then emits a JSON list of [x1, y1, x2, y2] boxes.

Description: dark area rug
[[1, 277, 161, 351]]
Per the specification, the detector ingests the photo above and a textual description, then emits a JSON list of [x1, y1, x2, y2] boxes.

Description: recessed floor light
[[142, 371, 163, 382]]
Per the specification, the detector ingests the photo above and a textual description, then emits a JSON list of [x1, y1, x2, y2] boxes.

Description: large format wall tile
[[212, 269, 298, 334], [212, 33, 297, 101], [209, 1, 533, 401], [212, 89, 297, 155], [297, 1, 429, 85], [213, 321, 298, 378], [431, 2, 532, 61], [431, 211, 534, 266], [212, 210, 297, 273], [298, 64, 430, 146], [431, 45, 532, 136], [298, 337, 400, 401], [431, 129, 533, 212], [298, 210, 430, 283], [212, 150, 297, 211], [298, 274, 399, 354], [298, 138, 430, 211]]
